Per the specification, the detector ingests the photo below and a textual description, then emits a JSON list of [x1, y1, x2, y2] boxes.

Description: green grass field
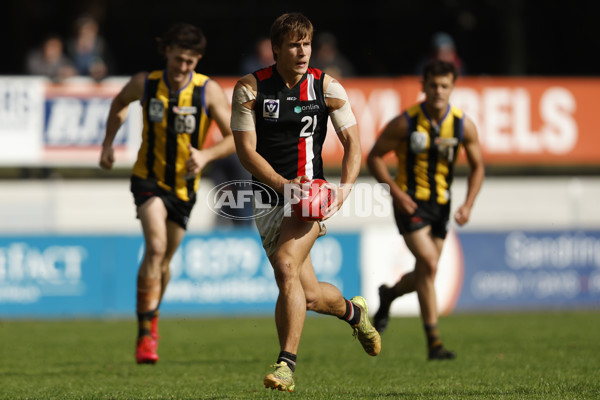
[[0, 311, 598, 399]]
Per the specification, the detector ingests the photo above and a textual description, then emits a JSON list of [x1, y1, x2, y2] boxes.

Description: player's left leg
[[147, 220, 185, 344], [406, 230, 456, 360], [300, 254, 346, 316], [300, 251, 381, 356], [423, 236, 456, 360]]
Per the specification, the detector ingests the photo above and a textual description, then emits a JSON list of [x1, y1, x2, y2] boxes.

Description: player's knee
[[424, 261, 439, 277], [271, 257, 298, 287], [417, 257, 439, 278], [145, 239, 168, 262]]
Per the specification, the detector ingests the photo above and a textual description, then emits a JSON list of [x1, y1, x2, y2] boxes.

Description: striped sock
[[137, 308, 158, 338], [339, 299, 361, 326]]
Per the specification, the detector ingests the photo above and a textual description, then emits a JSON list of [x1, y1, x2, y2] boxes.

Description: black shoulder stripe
[[405, 114, 419, 195], [453, 114, 462, 140], [144, 79, 160, 179], [447, 114, 463, 185], [164, 95, 178, 189], [191, 85, 203, 149]]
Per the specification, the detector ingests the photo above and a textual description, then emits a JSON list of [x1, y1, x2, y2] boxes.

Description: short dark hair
[[270, 13, 313, 61], [422, 60, 459, 82], [157, 23, 207, 56]]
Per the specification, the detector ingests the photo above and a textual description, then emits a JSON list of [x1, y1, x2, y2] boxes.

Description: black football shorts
[[130, 176, 195, 229], [393, 198, 450, 239]]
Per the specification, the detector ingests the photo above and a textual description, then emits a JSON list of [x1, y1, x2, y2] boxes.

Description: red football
[[292, 179, 335, 222]]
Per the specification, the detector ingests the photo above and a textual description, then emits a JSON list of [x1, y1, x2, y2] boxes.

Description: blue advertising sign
[[0, 232, 361, 317], [457, 230, 600, 310], [0, 236, 106, 315], [43, 97, 128, 146]]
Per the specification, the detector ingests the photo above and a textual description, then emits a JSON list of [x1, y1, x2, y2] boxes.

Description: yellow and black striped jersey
[[132, 70, 212, 202], [395, 102, 464, 205]]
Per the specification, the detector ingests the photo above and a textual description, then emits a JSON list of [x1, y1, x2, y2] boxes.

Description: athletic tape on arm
[[231, 84, 256, 131], [326, 80, 357, 133]]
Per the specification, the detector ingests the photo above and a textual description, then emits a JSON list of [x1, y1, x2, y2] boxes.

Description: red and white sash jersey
[[252, 65, 329, 205]]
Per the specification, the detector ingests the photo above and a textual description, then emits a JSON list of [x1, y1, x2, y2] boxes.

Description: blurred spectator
[[415, 32, 467, 76], [311, 32, 355, 80], [25, 33, 76, 82], [239, 36, 275, 74], [67, 15, 115, 81]]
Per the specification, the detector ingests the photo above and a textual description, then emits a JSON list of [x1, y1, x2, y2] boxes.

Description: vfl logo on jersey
[[263, 99, 280, 119], [149, 98, 165, 122]]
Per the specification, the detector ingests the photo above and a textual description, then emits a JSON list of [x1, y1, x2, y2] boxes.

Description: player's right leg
[[135, 198, 170, 364], [263, 215, 320, 391], [373, 270, 417, 333], [375, 204, 428, 333]]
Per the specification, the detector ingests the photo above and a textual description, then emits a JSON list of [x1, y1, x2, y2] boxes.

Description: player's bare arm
[[454, 115, 485, 225], [231, 75, 299, 194], [100, 72, 146, 170], [186, 79, 236, 176], [367, 115, 418, 215], [322, 75, 361, 217]]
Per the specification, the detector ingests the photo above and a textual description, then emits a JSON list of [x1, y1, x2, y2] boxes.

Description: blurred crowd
[[24, 14, 115, 82], [24, 15, 465, 83]]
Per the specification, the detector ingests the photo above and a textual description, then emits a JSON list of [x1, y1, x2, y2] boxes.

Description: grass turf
[[0, 311, 598, 399]]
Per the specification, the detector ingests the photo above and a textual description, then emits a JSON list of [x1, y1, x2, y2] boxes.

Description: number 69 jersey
[[132, 70, 212, 202], [253, 66, 329, 184]]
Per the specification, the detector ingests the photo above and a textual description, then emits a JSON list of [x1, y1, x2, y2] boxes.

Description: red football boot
[[135, 335, 158, 364]]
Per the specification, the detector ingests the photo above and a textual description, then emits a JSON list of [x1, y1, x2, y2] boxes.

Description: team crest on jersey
[[149, 98, 165, 122], [263, 99, 280, 120]]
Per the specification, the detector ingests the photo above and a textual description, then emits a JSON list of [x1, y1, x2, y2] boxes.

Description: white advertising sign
[[0, 77, 45, 164], [361, 226, 464, 317]]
